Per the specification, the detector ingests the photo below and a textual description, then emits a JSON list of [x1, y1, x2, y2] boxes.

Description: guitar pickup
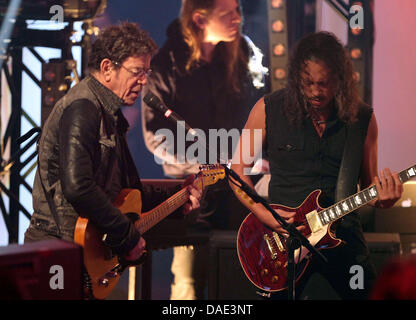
[[264, 234, 278, 260], [272, 232, 285, 252], [306, 210, 323, 233]]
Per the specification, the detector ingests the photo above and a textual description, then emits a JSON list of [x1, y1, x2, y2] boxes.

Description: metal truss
[[0, 21, 84, 243], [324, 0, 375, 104], [267, 0, 290, 92]]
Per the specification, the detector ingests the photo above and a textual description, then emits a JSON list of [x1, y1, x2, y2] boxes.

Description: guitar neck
[[136, 187, 190, 235], [133, 164, 225, 235], [318, 164, 416, 226]]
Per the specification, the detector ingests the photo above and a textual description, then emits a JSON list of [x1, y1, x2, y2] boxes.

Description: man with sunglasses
[[25, 22, 201, 271]]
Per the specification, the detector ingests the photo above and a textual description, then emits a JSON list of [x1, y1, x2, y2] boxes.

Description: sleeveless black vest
[[264, 89, 373, 243]]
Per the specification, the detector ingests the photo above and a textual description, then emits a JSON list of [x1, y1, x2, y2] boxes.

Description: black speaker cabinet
[[373, 182, 416, 248], [364, 233, 402, 273], [208, 230, 259, 300], [0, 240, 83, 300], [208, 231, 401, 300], [300, 232, 402, 300]]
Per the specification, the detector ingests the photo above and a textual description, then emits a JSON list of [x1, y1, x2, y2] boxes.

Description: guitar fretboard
[[318, 165, 416, 226], [136, 188, 190, 235], [131, 165, 225, 235]]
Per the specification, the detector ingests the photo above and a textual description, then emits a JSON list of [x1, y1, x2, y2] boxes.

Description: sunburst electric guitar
[[74, 164, 225, 299], [237, 164, 416, 293]]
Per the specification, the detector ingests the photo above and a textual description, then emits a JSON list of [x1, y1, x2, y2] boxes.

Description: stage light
[[274, 68, 286, 80], [350, 1, 364, 35], [272, 20, 284, 33], [271, 0, 283, 9], [44, 94, 55, 107], [268, 0, 288, 91], [44, 70, 56, 82], [41, 59, 73, 126], [351, 48, 362, 59], [273, 44, 285, 56]]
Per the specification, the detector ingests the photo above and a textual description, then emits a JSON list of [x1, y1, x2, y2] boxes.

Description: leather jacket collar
[[87, 75, 124, 115]]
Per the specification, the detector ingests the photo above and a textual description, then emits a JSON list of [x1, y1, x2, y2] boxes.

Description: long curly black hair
[[285, 31, 361, 126]]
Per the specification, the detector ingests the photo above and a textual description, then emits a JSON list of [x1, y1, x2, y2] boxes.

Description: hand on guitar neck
[[124, 174, 202, 262], [182, 174, 203, 215], [369, 168, 403, 209]]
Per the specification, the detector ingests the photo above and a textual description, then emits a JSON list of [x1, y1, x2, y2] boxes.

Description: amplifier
[[393, 181, 416, 208], [300, 232, 401, 300], [373, 182, 416, 234], [208, 230, 258, 300], [0, 239, 83, 300], [364, 233, 402, 273]]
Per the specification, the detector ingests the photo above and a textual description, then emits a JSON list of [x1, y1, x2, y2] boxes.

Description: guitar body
[[74, 189, 143, 300], [72, 164, 226, 299], [237, 190, 342, 293]]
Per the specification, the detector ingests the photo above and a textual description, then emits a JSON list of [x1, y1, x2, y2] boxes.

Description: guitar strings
[[141, 188, 189, 233]]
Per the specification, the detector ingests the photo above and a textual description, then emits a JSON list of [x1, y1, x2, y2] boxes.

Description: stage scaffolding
[[0, 0, 106, 243]]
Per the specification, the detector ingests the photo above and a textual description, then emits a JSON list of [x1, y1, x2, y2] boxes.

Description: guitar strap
[[335, 107, 373, 202]]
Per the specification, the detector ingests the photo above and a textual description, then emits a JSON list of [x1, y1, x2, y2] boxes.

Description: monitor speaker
[[0, 239, 83, 300], [208, 230, 261, 300], [300, 232, 401, 300]]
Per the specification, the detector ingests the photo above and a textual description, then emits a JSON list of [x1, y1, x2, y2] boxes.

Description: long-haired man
[[230, 32, 403, 300]]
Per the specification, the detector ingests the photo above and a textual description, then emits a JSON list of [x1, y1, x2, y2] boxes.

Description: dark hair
[[285, 31, 361, 125], [88, 22, 158, 71]]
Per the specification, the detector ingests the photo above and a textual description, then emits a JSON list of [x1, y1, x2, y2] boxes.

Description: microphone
[[143, 91, 196, 136], [143, 90, 226, 163]]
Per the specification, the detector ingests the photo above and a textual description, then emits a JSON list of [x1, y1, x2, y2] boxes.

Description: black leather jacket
[[26, 76, 180, 255]]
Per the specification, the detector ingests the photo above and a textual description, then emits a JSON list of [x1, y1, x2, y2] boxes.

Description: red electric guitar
[[237, 164, 416, 292]]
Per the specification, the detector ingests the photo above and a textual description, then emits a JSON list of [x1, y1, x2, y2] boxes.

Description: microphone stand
[[143, 92, 328, 300]]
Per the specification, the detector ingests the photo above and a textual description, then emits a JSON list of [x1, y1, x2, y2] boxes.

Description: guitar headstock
[[197, 164, 226, 189]]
